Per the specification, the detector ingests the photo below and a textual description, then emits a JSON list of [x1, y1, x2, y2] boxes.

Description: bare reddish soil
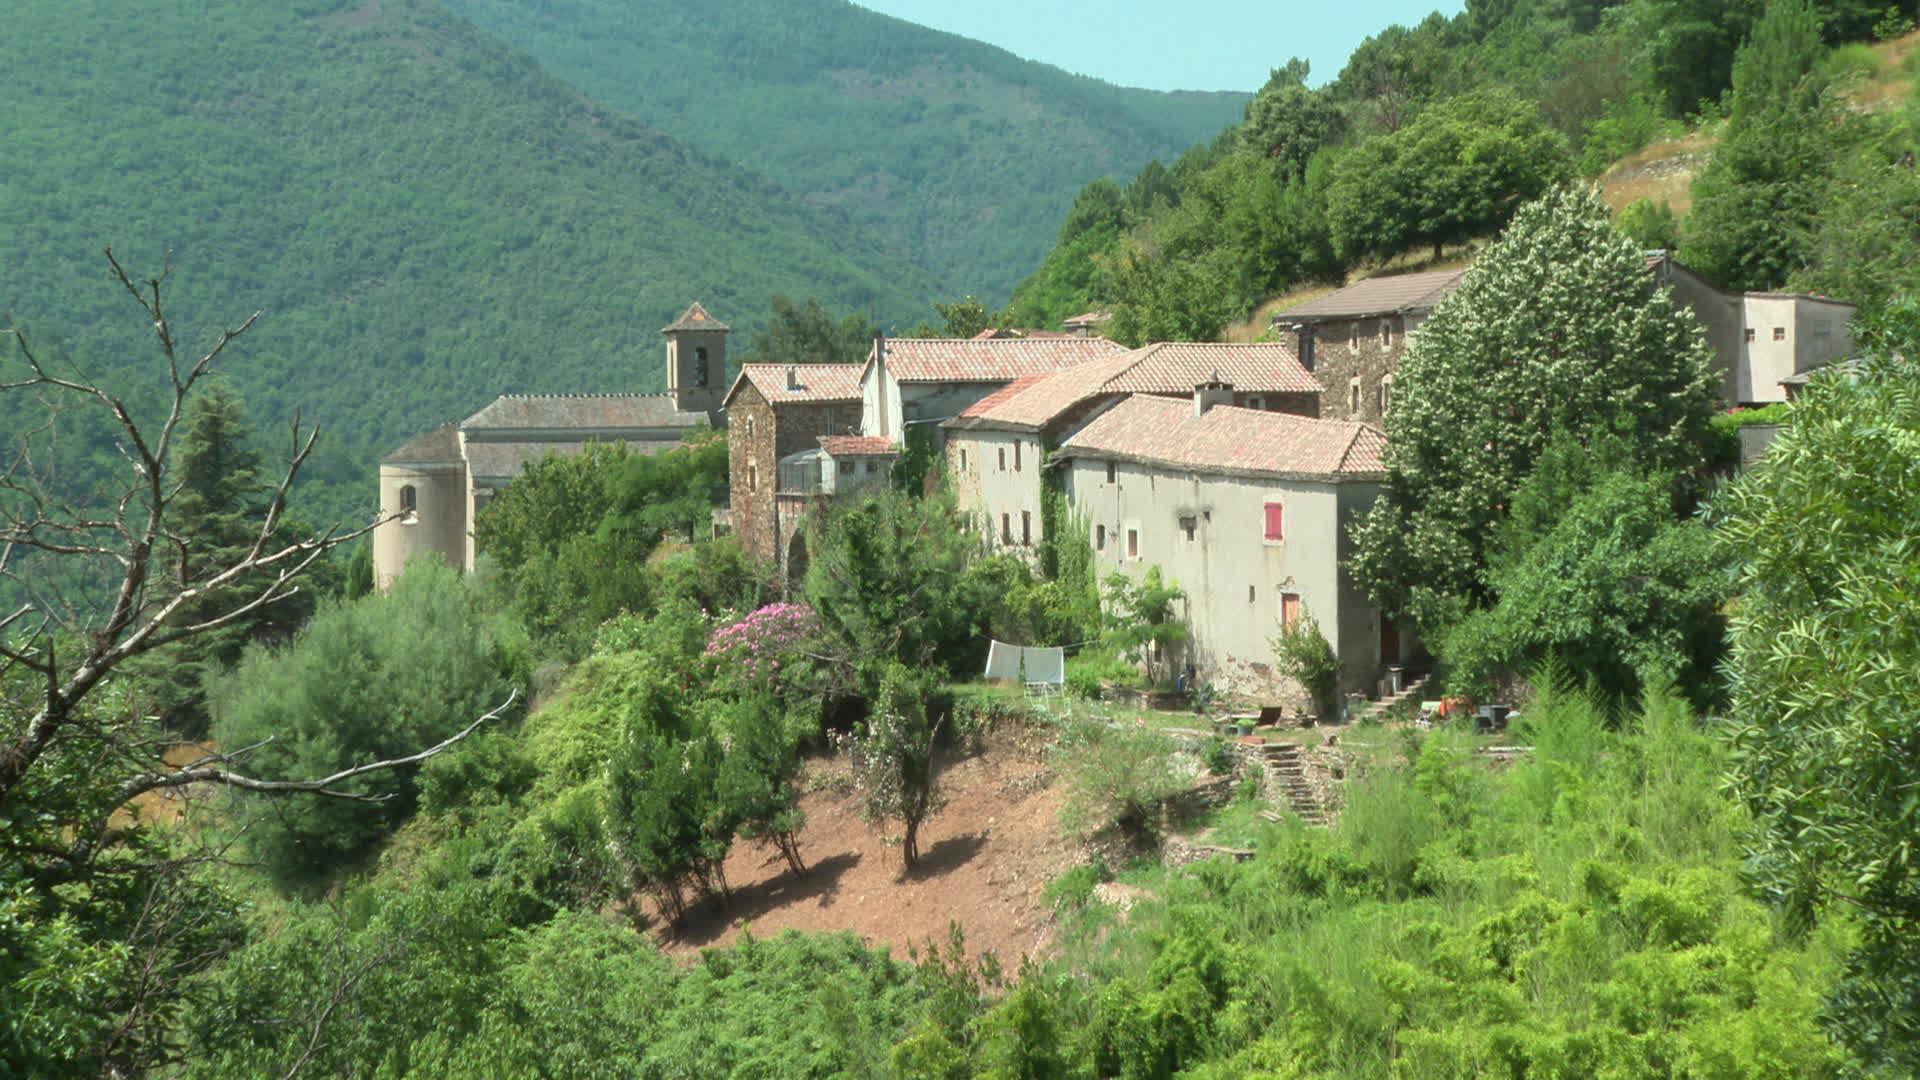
[[652, 733, 1082, 966]]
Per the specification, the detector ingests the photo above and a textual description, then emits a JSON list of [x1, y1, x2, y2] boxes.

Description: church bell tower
[[662, 301, 728, 413]]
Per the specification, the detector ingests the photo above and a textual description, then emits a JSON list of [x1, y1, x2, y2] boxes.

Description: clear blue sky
[[853, 1, 1465, 93]]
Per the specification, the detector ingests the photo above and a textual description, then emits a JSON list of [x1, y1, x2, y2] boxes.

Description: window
[[398, 484, 418, 520], [1096, 524, 1107, 551], [1377, 375, 1393, 415], [1773, 326, 1787, 341], [998, 446, 1006, 471], [694, 346, 710, 387], [1264, 502, 1284, 542], [1106, 460, 1116, 484], [1020, 510, 1032, 546], [748, 464, 758, 493], [1379, 320, 1392, 347], [838, 460, 855, 476], [1743, 327, 1756, 344], [1281, 593, 1302, 629], [959, 448, 968, 473], [1348, 323, 1358, 349], [1014, 441, 1022, 472], [1245, 395, 1265, 410], [745, 416, 756, 438], [1180, 515, 1197, 541], [1348, 378, 1361, 414], [1126, 528, 1139, 559], [1248, 585, 1256, 603], [863, 461, 876, 475], [1001, 513, 1012, 544]]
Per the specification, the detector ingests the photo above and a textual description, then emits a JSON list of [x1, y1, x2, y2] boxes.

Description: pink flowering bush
[[704, 602, 822, 689]]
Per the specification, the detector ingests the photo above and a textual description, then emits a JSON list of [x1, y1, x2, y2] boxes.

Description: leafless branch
[[112, 691, 516, 809]]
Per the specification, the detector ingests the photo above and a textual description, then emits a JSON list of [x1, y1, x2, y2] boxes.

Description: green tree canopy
[[1716, 359, 1920, 1068], [138, 383, 316, 734], [1239, 60, 1348, 179], [1327, 91, 1571, 263], [208, 561, 523, 886], [1681, 0, 1836, 291], [741, 295, 879, 365], [473, 432, 730, 652], [1439, 436, 1730, 703], [803, 488, 994, 678], [1351, 185, 1719, 630]]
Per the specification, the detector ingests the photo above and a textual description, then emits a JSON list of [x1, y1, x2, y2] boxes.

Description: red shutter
[[1264, 502, 1285, 541]]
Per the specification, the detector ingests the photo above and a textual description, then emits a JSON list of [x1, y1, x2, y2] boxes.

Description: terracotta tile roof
[[662, 301, 730, 333], [947, 355, 1140, 432], [956, 375, 1051, 419], [944, 343, 1318, 433], [1056, 396, 1386, 481], [1278, 269, 1468, 322], [1104, 342, 1320, 395], [461, 394, 713, 431], [381, 423, 462, 465], [867, 336, 1127, 384], [725, 363, 864, 406], [1062, 310, 1113, 327], [818, 435, 898, 457]]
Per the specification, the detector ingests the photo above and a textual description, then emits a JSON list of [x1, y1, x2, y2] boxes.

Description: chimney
[[1194, 371, 1234, 417], [785, 366, 800, 391], [1294, 324, 1316, 371]]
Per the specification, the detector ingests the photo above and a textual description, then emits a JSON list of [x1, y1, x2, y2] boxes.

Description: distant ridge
[[441, 0, 1250, 300], [0, 0, 942, 522]]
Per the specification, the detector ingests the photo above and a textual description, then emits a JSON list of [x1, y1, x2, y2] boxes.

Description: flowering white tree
[[1350, 185, 1719, 631]]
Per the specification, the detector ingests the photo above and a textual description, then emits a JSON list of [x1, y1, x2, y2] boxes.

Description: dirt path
[[652, 738, 1082, 966]]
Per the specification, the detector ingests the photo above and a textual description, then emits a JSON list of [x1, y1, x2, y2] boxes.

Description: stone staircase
[[1354, 673, 1432, 725], [1250, 742, 1328, 826]]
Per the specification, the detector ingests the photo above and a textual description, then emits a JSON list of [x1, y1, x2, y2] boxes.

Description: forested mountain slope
[[1008, 0, 1920, 342], [1, 0, 941, 518], [440, 0, 1249, 301]]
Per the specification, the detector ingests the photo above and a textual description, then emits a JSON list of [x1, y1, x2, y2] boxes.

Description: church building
[[371, 303, 728, 591]]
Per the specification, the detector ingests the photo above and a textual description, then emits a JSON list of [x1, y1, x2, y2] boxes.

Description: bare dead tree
[[0, 249, 508, 834]]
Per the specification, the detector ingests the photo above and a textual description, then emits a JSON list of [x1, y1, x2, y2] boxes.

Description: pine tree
[[142, 384, 310, 733], [1682, 0, 1835, 291], [1350, 185, 1719, 631]]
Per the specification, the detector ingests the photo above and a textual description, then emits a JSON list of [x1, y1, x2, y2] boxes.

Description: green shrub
[[1819, 42, 1885, 84], [1066, 648, 1146, 698], [207, 562, 521, 887], [1579, 94, 1684, 175], [1271, 610, 1341, 719], [1054, 717, 1187, 840], [1617, 197, 1681, 251]]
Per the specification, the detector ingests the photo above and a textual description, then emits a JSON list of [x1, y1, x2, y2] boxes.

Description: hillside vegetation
[[1011, 0, 1920, 341], [441, 0, 1248, 302], [0, 0, 942, 522]]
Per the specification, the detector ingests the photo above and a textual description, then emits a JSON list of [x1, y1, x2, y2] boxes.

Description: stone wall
[[727, 384, 861, 566], [1302, 316, 1411, 425], [727, 383, 779, 564]]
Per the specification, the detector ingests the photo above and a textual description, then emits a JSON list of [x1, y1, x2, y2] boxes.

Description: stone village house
[[942, 342, 1322, 561], [1054, 387, 1394, 700], [1273, 254, 1856, 421]]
